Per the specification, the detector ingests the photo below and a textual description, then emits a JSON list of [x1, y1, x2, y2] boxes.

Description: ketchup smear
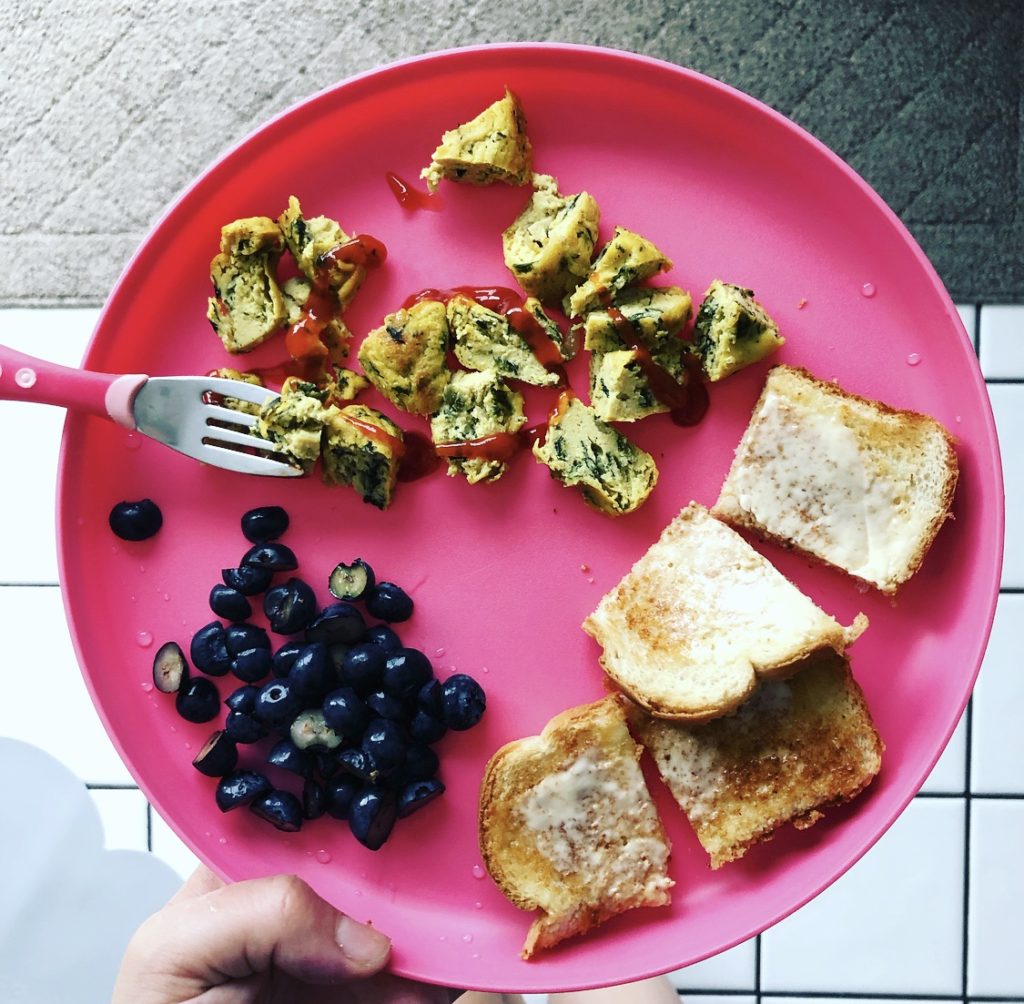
[[385, 172, 440, 212]]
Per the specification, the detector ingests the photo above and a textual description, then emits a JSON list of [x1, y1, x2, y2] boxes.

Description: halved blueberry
[[314, 751, 341, 780], [224, 684, 259, 714], [109, 499, 162, 541], [328, 559, 375, 601], [249, 789, 303, 831], [305, 603, 366, 646], [192, 730, 238, 777], [241, 506, 289, 543], [288, 643, 336, 700], [337, 748, 379, 783], [215, 770, 271, 811], [365, 582, 413, 623], [190, 622, 231, 676], [397, 777, 445, 818], [302, 779, 327, 820], [365, 690, 411, 723], [416, 678, 443, 717], [263, 578, 317, 634], [254, 679, 303, 726], [266, 738, 312, 777], [364, 624, 402, 654], [241, 542, 298, 572], [349, 786, 398, 850], [325, 777, 360, 819], [341, 643, 387, 694], [408, 709, 447, 745], [231, 647, 273, 684], [152, 641, 188, 693], [209, 584, 251, 622], [290, 710, 342, 751], [383, 648, 433, 699], [362, 718, 407, 775], [222, 564, 274, 596], [175, 677, 221, 723], [225, 623, 271, 657], [441, 673, 486, 731], [224, 710, 268, 744], [271, 641, 304, 677], [397, 743, 440, 783], [322, 687, 371, 739]]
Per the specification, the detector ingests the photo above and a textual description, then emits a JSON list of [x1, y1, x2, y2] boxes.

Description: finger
[[141, 873, 391, 988], [165, 864, 225, 906]]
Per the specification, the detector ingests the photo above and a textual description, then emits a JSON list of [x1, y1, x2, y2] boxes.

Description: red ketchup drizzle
[[398, 431, 443, 482], [605, 306, 709, 428], [385, 172, 440, 212]]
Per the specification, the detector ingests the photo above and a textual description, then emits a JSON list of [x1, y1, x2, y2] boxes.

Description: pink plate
[[58, 44, 1003, 993]]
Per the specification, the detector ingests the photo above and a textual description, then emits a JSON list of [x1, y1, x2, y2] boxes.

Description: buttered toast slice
[[582, 503, 867, 722], [630, 650, 883, 867], [712, 364, 958, 595], [479, 696, 673, 959]]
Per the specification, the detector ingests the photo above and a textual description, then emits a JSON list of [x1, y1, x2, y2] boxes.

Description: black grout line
[[146, 801, 153, 853], [0, 582, 60, 587], [984, 377, 1024, 385], [755, 934, 762, 1004], [962, 695, 974, 999], [85, 782, 141, 790], [673, 991, 1024, 1000], [974, 302, 982, 356]]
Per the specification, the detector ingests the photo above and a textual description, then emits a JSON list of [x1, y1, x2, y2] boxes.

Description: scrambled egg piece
[[502, 174, 600, 304], [589, 350, 670, 423], [256, 380, 327, 472], [532, 395, 658, 516], [281, 276, 353, 361], [321, 404, 404, 510], [206, 217, 286, 353], [565, 227, 673, 318], [327, 367, 369, 403], [429, 369, 527, 484], [420, 88, 532, 192], [693, 280, 784, 381], [358, 299, 451, 415], [277, 196, 364, 308], [208, 367, 264, 417], [447, 294, 561, 387]]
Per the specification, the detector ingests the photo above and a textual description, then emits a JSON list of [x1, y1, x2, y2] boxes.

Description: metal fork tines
[[132, 376, 303, 477]]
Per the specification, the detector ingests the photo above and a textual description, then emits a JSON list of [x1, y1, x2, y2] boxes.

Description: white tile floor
[[1, 304, 1021, 1001]]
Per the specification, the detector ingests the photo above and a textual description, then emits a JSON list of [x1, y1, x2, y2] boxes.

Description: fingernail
[[335, 913, 391, 969]]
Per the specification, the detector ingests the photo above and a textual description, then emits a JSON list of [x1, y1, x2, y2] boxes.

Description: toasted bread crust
[[713, 365, 959, 595], [479, 696, 673, 959]]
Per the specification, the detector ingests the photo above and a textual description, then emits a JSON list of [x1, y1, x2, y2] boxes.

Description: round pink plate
[[58, 44, 1003, 993]]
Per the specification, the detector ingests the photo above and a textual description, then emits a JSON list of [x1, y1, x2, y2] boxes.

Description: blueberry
[[221, 564, 273, 596], [175, 677, 220, 723], [409, 709, 447, 744], [349, 786, 398, 850], [441, 674, 486, 731], [302, 779, 327, 820], [383, 648, 433, 699], [263, 578, 317, 634], [288, 643, 336, 700], [322, 687, 371, 739], [290, 710, 342, 751], [397, 777, 445, 818], [242, 542, 298, 572], [209, 584, 251, 622], [416, 678, 443, 717], [266, 738, 312, 777], [225, 623, 271, 657], [365, 690, 411, 723], [305, 603, 366, 646], [328, 558, 375, 601], [362, 718, 407, 775], [190, 621, 231, 676], [364, 624, 402, 653], [249, 789, 303, 831], [241, 506, 289, 543], [254, 679, 303, 726], [337, 748, 380, 783], [327, 643, 350, 675], [341, 643, 387, 693], [231, 647, 273, 683], [152, 641, 187, 694], [314, 750, 341, 779], [271, 641, 304, 678], [365, 582, 414, 623], [109, 499, 162, 541], [224, 709, 268, 744], [397, 743, 440, 783], [216, 770, 271, 811], [325, 777, 360, 819], [192, 730, 238, 777], [224, 684, 259, 714]]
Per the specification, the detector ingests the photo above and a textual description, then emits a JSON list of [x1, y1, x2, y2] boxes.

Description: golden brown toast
[[630, 650, 883, 868], [479, 695, 673, 959]]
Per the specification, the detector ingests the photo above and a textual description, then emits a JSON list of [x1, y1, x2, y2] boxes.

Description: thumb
[[121, 873, 391, 994]]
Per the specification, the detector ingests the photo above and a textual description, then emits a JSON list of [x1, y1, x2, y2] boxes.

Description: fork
[[0, 343, 303, 477]]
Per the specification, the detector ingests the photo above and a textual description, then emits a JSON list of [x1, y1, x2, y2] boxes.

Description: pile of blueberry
[[152, 505, 486, 850]]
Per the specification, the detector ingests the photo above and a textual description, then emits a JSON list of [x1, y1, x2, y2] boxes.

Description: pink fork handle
[[0, 343, 146, 429]]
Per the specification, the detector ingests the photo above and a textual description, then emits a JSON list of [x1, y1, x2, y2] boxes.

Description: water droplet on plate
[[439, 934, 447, 942], [125, 432, 142, 451], [136, 630, 153, 648], [462, 933, 473, 944], [434, 647, 446, 657], [906, 352, 921, 366], [955, 415, 962, 424], [861, 282, 876, 298], [471, 865, 485, 879], [218, 836, 227, 845], [169, 725, 177, 733], [315, 849, 332, 864], [474, 901, 483, 910], [163, 593, 171, 602], [14, 367, 37, 388], [140, 680, 153, 692]]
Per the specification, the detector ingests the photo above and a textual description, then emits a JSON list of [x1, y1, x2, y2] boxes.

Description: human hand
[[113, 865, 457, 1004]]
